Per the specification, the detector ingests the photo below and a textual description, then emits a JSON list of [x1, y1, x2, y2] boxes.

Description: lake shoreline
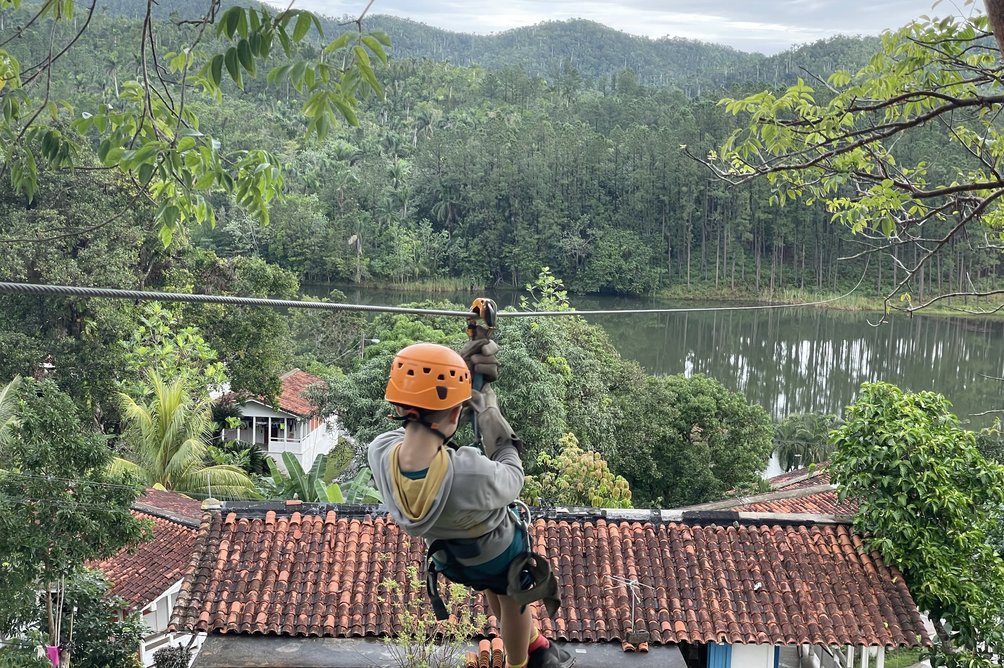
[[309, 280, 1004, 319]]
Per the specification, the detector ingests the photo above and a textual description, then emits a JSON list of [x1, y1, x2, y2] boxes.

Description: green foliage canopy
[[0, 0, 390, 245], [830, 382, 1004, 664], [710, 8, 1004, 313], [0, 377, 145, 637]]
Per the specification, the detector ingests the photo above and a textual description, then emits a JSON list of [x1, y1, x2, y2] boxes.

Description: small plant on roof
[[379, 564, 486, 668]]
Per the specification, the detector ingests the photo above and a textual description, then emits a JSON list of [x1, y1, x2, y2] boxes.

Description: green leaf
[[326, 483, 345, 503], [360, 35, 387, 64], [237, 39, 254, 74], [224, 47, 243, 88], [312, 478, 328, 502], [222, 7, 240, 38], [293, 12, 311, 42], [282, 451, 308, 496], [323, 32, 354, 55], [210, 53, 224, 86]]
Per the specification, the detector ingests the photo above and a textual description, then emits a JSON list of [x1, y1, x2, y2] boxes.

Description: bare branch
[[903, 288, 1004, 312]]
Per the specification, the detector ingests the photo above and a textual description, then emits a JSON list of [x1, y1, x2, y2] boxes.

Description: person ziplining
[[367, 299, 573, 668]]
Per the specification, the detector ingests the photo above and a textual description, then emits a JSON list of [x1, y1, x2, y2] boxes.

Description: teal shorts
[[434, 524, 528, 594]]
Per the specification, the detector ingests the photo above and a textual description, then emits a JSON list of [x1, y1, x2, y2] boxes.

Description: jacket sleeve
[[453, 445, 524, 511], [367, 428, 405, 495], [467, 385, 522, 457]]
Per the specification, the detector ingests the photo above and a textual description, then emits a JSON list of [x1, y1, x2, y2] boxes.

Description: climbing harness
[[424, 501, 560, 620], [424, 299, 561, 621]]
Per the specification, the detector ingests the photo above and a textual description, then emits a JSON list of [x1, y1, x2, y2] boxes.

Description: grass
[[883, 647, 926, 668], [346, 277, 484, 293], [655, 283, 1004, 318]]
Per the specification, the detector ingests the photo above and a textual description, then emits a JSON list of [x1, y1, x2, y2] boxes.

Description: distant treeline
[[2, 1, 999, 298]]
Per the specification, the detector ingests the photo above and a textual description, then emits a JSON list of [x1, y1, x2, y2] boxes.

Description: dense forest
[[2, 1, 997, 302]]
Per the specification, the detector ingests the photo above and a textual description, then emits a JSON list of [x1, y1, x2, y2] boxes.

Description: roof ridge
[[771, 464, 830, 490], [675, 483, 837, 512], [214, 501, 852, 526], [132, 502, 202, 528]]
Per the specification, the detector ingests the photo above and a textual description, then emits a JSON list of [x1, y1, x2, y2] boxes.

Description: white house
[[220, 369, 337, 472], [90, 489, 207, 667]]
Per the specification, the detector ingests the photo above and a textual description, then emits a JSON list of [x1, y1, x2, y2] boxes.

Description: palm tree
[[115, 373, 258, 499], [0, 376, 21, 451], [773, 412, 840, 472]]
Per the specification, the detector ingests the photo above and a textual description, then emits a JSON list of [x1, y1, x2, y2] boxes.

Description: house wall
[[296, 416, 340, 471], [221, 403, 341, 473], [732, 645, 775, 668], [139, 580, 205, 667]]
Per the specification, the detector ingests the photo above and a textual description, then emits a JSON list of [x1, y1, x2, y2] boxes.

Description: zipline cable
[[0, 273, 866, 318]]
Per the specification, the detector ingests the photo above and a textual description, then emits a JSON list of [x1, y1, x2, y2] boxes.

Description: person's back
[[368, 340, 573, 668]]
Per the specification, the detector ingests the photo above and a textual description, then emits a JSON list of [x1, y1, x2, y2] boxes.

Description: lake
[[315, 286, 1004, 473]]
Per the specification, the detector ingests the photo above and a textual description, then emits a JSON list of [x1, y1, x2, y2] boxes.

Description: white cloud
[[265, 0, 955, 54]]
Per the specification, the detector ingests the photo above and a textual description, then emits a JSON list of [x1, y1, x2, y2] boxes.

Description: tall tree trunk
[[985, 0, 1004, 54]]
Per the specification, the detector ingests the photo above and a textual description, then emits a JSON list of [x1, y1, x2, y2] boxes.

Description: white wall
[[733, 645, 775, 668], [139, 580, 204, 667]]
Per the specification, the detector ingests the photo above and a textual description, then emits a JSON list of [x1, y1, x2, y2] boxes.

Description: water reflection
[[584, 305, 1004, 427], [316, 285, 1004, 427]]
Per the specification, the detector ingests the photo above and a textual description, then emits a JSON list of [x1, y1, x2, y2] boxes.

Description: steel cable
[[0, 279, 867, 318]]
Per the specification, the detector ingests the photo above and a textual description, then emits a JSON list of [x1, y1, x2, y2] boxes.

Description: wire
[[0, 471, 142, 492], [0, 495, 142, 512], [0, 278, 866, 318], [0, 281, 474, 317]]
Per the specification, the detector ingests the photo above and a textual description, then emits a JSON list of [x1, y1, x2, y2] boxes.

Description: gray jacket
[[368, 426, 524, 566]]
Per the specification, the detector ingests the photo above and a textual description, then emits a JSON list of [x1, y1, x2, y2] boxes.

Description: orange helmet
[[385, 343, 472, 411]]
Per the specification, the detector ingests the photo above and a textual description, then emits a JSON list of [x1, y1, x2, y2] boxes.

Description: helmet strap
[[391, 409, 456, 446]]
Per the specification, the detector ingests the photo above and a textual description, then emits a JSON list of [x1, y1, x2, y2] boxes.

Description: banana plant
[[265, 452, 343, 502], [340, 468, 382, 504], [263, 452, 381, 503]]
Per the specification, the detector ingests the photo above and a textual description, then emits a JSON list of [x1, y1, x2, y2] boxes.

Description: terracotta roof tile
[[733, 489, 857, 515], [90, 489, 202, 610], [276, 369, 323, 417], [135, 487, 204, 522], [171, 505, 929, 649], [90, 511, 198, 610]]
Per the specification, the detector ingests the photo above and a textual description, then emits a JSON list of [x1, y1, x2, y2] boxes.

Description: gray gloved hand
[[459, 329, 499, 384], [466, 385, 522, 457]]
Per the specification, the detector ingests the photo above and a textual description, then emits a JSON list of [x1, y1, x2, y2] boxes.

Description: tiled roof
[[276, 369, 323, 417], [767, 466, 831, 490], [732, 489, 857, 515], [136, 487, 204, 522], [89, 488, 201, 610], [171, 504, 929, 649], [90, 511, 198, 610]]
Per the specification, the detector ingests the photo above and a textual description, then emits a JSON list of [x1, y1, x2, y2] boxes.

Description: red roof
[[136, 487, 204, 522], [275, 369, 323, 417], [90, 489, 201, 610], [767, 466, 831, 490], [171, 505, 928, 649], [733, 489, 857, 515]]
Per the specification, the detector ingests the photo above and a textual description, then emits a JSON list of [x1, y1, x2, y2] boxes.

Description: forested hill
[[352, 17, 882, 92], [93, 0, 880, 91]]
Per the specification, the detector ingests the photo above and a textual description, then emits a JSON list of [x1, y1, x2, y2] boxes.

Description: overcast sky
[[266, 1, 966, 54]]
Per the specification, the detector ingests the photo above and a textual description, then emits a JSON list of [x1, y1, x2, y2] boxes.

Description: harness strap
[[506, 552, 561, 618], [424, 531, 562, 621]]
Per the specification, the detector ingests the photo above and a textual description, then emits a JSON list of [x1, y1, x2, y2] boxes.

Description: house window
[[270, 418, 296, 440]]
